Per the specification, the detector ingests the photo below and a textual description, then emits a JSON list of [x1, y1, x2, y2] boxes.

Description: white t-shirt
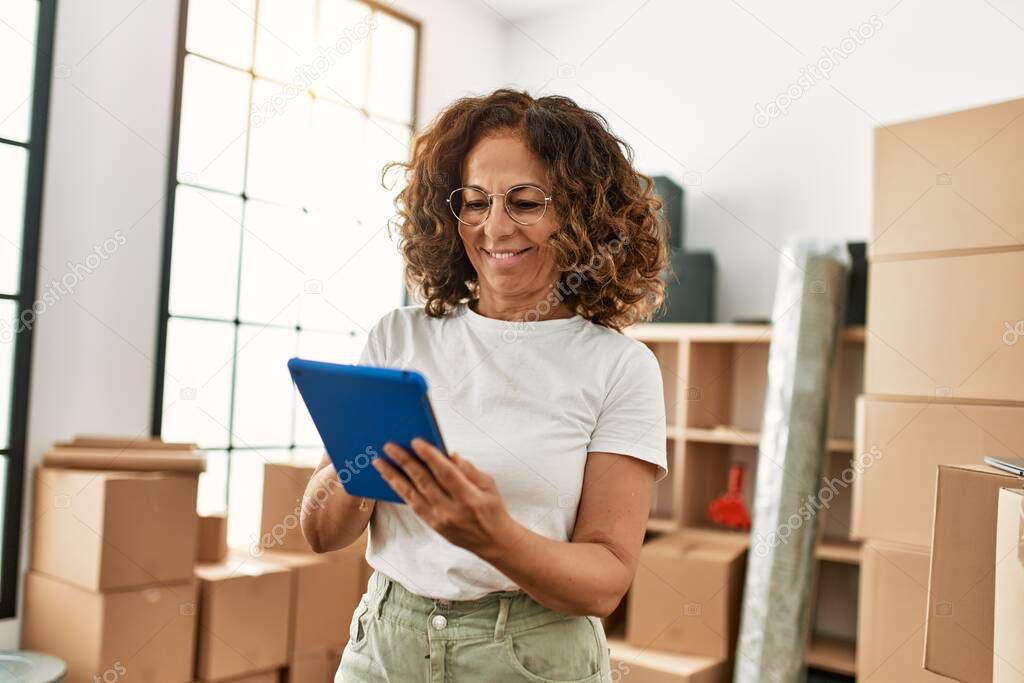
[[359, 303, 667, 600]]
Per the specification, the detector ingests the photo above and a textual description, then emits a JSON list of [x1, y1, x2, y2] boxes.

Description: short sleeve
[[357, 315, 388, 366], [588, 343, 668, 481]]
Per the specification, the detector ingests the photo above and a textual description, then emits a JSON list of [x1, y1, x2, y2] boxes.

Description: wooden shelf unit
[[625, 322, 864, 677]]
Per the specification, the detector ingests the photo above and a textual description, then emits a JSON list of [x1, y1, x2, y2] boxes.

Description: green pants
[[336, 570, 612, 682]]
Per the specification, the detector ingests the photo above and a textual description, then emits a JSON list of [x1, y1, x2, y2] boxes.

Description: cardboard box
[[64, 434, 198, 450], [284, 650, 331, 683], [626, 533, 746, 658], [857, 541, 952, 681], [201, 671, 279, 683], [42, 446, 206, 473], [195, 556, 293, 681], [262, 550, 353, 655], [21, 571, 198, 683], [864, 249, 1024, 403], [326, 533, 372, 644], [871, 96, 1024, 259], [852, 396, 1024, 546], [993, 487, 1024, 682], [609, 638, 726, 683], [31, 467, 199, 591], [260, 463, 315, 553], [327, 648, 342, 678], [198, 514, 228, 563], [925, 464, 1023, 681]]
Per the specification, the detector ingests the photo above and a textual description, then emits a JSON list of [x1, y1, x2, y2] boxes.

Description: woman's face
[[457, 133, 561, 303]]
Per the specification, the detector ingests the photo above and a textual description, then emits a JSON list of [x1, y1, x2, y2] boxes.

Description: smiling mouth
[[481, 246, 532, 261]]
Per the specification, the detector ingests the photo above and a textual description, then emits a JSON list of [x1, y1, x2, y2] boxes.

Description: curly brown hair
[[382, 88, 668, 330]]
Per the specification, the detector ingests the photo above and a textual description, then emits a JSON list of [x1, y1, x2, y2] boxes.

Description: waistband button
[[431, 614, 448, 631]]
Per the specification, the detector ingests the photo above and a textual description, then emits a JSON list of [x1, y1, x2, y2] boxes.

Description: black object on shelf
[[845, 242, 867, 325], [652, 175, 684, 250], [657, 251, 715, 323]]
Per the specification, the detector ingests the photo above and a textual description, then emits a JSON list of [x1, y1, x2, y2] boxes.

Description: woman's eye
[[465, 201, 488, 210]]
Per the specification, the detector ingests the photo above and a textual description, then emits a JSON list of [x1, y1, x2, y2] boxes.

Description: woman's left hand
[[373, 438, 517, 555]]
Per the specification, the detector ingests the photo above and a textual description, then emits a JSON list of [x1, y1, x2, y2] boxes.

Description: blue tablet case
[[287, 358, 447, 503]]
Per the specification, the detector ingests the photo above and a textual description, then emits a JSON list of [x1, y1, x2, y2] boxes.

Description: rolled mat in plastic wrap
[[733, 240, 849, 683]]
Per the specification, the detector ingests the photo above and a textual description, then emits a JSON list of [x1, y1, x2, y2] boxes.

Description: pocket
[[504, 616, 604, 683], [347, 596, 372, 650]]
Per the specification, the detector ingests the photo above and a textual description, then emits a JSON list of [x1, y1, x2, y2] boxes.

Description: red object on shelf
[[706, 463, 752, 530]]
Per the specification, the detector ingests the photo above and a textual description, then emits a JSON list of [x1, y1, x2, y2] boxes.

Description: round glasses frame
[[445, 184, 553, 227]]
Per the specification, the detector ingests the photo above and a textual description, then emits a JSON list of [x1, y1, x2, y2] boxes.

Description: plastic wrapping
[[733, 239, 850, 683]]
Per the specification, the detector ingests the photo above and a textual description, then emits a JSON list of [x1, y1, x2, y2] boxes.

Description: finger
[[383, 442, 449, 502], [373, 457, 425, 509], [451, 452, 493, 489], [410, 438, 477, 498]]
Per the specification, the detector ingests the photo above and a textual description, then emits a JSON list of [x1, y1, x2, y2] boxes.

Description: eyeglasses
[[446, 184, 552, 227]]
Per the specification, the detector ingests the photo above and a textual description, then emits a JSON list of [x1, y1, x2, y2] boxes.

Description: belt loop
[[493, 597, 511, 641], [375, 574, 393, 619]]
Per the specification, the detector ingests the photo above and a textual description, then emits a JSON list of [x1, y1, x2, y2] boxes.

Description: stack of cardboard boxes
[[22, 440, 371, 683], [255, 462, 372, 681], [22, 436, 204, 683], [190, 461, 371, 682], [617, 533, 747, 681], [854, 96, 1024, 682]]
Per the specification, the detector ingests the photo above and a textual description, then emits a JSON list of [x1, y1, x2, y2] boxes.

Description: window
[[154, 0, 419, 547], [0, 0, 55, 617]]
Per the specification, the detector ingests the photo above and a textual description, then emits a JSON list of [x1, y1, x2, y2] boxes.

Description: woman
[[301, 88, 669, 683]]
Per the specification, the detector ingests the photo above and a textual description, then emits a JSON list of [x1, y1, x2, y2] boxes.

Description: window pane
[[323, 220, 403, 333], [361, 119, 410, 229], [314, 0, 373, 108], [238, 200, 305, 326], [168, 185, 242, 320], [226, 448, 291, 548], [293, 329, 364, 446], [0, 145, 29, 296], [197, 449, 228, 516], [0, 301, 15, 450], [307, 98, 365, 216], [292, 447, 324, 466], [246, 79, 311, 206], [253, 0, 315, 83], [177, 55, 251, 194], [0, 1, 38, 143], [185, 0, 255, 70], [366, 11, 416, 124], [231, 324, 296, 447], [161, 318, 235, 449], [296, 212, 351, 331]]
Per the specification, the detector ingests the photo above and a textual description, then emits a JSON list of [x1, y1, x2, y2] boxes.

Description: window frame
[[151, 0, 420, 521], [0, 0, 58, 619]]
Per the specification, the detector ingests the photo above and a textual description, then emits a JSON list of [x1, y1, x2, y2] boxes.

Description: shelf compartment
[[805, 635, 856, 676], [815, 538, 861, 565], [641, 340, 681, 427], [680, 440, 757, 532]]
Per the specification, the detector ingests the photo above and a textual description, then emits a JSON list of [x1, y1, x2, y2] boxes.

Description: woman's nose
[[481, 199, 518, 239]]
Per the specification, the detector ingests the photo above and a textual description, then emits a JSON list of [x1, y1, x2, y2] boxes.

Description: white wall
[[501, 0, 1024, 321], [4, 0, 182, 646], [6, 0, 506, 644]]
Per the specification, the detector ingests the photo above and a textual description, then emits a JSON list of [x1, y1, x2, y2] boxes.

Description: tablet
[[287, 358, 448, 503]]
